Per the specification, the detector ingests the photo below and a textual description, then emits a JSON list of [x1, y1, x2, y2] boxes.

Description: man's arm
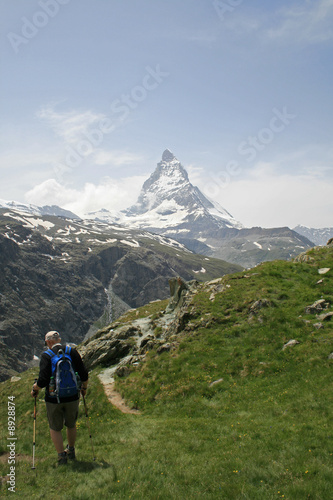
[[31, 353, 51, 397], [71, 348, 89, 394]]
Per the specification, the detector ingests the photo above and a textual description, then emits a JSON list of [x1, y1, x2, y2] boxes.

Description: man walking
[[31, 331, 88, 465]]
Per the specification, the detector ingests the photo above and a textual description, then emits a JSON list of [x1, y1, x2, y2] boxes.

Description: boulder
[[156, 343, 173, 354], [305, 299, 328, 314], [166, 277, 189, 312], [316, 312, 333, 322], [318, 268, 330, 275], [282, 339, 300, 350], [80, 324, 141, 370], [249, 299, 271, 314]]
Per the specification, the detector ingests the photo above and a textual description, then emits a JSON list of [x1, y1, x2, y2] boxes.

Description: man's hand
[[31, 383, 39, 398], [80, 385, 87, 397]]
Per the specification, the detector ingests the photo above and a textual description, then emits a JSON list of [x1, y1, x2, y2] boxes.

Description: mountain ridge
[[293, 224, 333, 246], [0, 198, 79, 219], [115, 150, 315, 267], [0, 150, 323, 268]]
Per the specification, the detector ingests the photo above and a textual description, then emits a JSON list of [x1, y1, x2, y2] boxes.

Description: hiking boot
[[65, 445, 75, 460], [58, 451, 67, 465]]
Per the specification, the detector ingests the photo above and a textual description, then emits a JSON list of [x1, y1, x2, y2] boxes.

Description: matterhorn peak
[[162, 149, 176, 162], [123, 150, 241, 234]]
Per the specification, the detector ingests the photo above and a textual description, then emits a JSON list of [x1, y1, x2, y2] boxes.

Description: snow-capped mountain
[[122, 149, 242, 232], [84, 149, 314, 266], [293, 225, 333, 246], [0, 151, 315, 268], [0, 199, 79, 219]]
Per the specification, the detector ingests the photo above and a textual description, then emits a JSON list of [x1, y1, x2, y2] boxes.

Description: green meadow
[[1, 245, 332, 499]]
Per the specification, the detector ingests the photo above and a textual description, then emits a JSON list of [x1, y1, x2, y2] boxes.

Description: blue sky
[[1, 0, 332, 228]]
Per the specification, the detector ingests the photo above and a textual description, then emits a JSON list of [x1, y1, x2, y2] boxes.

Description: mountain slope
[[204, 226, 314, 268], [1, 243, 332, 498], [83, 240, 333, 411], [0, 208, 241, 381]]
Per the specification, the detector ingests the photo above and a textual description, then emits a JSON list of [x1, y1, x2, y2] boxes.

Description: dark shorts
[[46, 400, 80, 431]]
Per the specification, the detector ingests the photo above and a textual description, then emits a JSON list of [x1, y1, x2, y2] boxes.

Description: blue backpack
[[45, 346, 79, 402]]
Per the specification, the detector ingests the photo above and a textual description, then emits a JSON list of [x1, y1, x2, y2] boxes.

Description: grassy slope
[[0, 246, 332, 499]]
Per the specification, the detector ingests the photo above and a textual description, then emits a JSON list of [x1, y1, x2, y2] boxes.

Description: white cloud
[[35, 104, 144, 175], [197, 162, 333, 229], [93, 150, 144, 166], [266, 0, 333, 44], [25, 175, 147, 217], [221, 0, 333, 46], [37, 105, 108, 144]]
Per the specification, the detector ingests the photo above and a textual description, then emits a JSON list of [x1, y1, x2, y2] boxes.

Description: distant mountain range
[[84, 150, 315, 268], [293, 225, 333, 246], [1, 149, 326, 268], [0, 198, 79, 219]]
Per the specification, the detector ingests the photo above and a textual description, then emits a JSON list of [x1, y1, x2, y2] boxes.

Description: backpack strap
[[45, 348, 55, 359], [65, 345, 72, 356]]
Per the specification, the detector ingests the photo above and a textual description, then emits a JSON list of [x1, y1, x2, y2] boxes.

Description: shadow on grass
[[70, 459, 117, 479]]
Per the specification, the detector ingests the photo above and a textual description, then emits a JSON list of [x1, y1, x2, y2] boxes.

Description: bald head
[[45, 331, 61, 347]]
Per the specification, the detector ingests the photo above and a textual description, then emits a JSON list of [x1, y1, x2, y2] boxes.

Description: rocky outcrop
[[80, 325, 141, 369], [305, 299, 330, 314], [80, 277, 201, 373]]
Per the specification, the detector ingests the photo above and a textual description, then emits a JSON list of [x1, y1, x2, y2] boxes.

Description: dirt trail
[[102, 382, 141, 415], [96, 293, 181, 415], [98, 360, 141, 414], [97, 315, 173, 415]]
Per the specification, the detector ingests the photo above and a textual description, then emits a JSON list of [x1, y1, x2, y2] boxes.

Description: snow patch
[[192, 267, 206, 274], [120, 239, 140, 248]]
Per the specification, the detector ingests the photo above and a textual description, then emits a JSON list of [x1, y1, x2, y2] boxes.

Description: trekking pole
[[32, 379, 37, 470], [82, 393, 96, 461]]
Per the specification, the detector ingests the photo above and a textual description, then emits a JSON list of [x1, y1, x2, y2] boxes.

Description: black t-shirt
[[37, 344, 88, 403]]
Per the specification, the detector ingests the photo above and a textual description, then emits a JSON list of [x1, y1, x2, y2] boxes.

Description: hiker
[[31, 330, 88, 465]]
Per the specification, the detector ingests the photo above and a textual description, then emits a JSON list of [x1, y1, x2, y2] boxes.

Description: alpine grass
[[0, 245, 332, 499]]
